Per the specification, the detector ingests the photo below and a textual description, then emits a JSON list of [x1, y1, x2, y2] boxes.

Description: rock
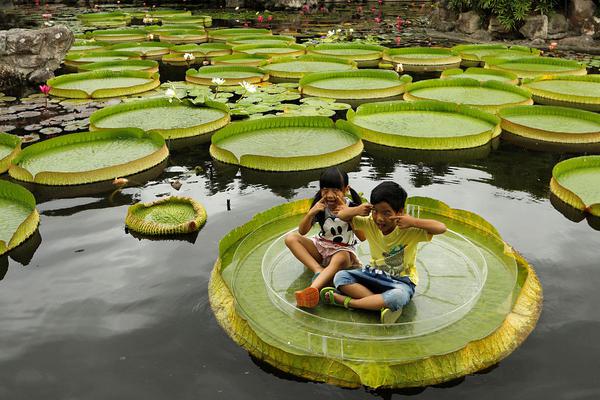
[[471, 29, 492, 42], [457, 11, 481, 34], [569, 0, 597, 33], [558, 34, 599, 50], [267, 0, 318, 8], [488, 16, 512, 38], [429, 0, 458, 32], [0, 25, 73, 91], [548, 13, 568, 39], [225, 0, 243, 7], [519, 14, 548, 40]]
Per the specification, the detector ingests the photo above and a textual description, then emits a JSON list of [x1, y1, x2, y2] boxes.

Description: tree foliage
[[449, 0, 556, 29]]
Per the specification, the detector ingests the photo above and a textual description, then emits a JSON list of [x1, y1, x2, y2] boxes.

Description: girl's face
[[320, 186, 346, 208]]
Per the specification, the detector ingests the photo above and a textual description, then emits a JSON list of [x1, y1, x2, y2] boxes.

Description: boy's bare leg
[[338, 282, 374, 299], [329, 292, 386, 310], [285, 232, 323, 274], [310, 251, 350, 289]]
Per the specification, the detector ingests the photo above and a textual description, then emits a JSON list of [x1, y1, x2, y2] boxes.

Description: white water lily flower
[[147, 33, 154, 41], [183, 53, 195, 61], [165, 88, 177, 103], [327, 30, 335, 37], [336, 28, 342, 33], [396, 63, 404, 73], [212, 77, 226, 85], [240, 81, 257, 93], [349, 28, 354, 33]]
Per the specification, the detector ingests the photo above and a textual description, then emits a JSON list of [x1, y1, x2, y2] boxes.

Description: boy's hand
[[309, 197, 326, 216], [356, 203, 373, 216], [390, 214, 415, 229]]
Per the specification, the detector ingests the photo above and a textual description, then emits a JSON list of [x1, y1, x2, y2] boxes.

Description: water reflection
[[550, 192, 600, 231], [0, 230, 42, 281]]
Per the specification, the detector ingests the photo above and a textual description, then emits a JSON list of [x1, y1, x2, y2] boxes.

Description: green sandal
[[319, 287, 352, 309]]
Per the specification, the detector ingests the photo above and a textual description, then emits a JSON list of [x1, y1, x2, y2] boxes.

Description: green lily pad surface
[[485, 57, 587, 78], [55, 77, 153, 94], [441, 68, 518, 84], [126, 196, 207, 235], [551, 156, 600, 215], [343, 101, 500, 149], [0, 180, 39, 255], [500, 106, 600, 134], [210, 197, 540, 388], [210, 116, 362, 171], [522, 75, 600, 111]]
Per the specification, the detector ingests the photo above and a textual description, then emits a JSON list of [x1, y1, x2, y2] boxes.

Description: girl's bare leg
[[310, 251, 350, 290], [284, 232, 323, 273], [328, 292, 386, 311]]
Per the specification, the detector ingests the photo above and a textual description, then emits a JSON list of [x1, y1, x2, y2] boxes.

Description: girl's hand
[[309, 197, 326, 216], [390, 214, 415, 229]]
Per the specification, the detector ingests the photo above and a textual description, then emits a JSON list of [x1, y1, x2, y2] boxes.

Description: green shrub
[[449, 0, 557, 30]]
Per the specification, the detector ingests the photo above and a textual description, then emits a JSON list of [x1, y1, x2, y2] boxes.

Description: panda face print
[[321, 217, 354, 244]]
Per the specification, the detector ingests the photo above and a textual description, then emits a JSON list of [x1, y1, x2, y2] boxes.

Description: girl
[[284, 167, 365, 308]]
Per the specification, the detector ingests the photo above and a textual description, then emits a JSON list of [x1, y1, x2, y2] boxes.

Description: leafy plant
[[449, 0, 557, 29]]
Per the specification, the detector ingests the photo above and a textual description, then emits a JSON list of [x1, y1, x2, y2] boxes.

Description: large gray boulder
[[488, 16, 512, 38], [548, 13, 568, 39], [0, 25, 73, 91], [569, 0, 597, 33], [457, 11, 481, 34], [429, 0, 459, 32], [519, 14, 548, 40]]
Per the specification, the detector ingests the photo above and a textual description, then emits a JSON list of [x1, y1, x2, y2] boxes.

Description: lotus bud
[[39, 84, 51, 95], [267, 15, 273, 22], [257, 15, 264, 23]]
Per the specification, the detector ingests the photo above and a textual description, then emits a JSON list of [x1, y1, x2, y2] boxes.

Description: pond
[[1, 2, 599, 399]]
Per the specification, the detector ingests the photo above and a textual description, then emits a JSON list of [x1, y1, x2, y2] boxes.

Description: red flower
[[395, 36, 401, 45], [374, 17, 381, 23], [257, 15, 264, 23], [39, 84, 50, 95], [267, 15, 273, 22], [378, 0, 383, 4]]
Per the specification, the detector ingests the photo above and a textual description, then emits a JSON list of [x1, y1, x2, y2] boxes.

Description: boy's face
[[371, 201, 403, 235]]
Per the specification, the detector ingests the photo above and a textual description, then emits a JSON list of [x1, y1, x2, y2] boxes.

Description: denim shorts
[[333, 266, 416, 311]]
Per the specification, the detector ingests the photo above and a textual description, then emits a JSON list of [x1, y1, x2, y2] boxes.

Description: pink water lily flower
[[39, 84, 50, 95], [257, 15, 264, 23]]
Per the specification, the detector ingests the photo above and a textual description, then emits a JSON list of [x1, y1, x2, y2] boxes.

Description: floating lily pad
[[64, 50, 142, 70], [69, 39, 108, 53], [0, 132, 21, 174], [452, 44, 540, 67], [441, 67, 518, 85], [299, 70, 412, 105], [79, 59, 159, 73], [170, 43, 232, 57], [211, 53, 269, 67], [343, 100, 500, 149], [208, 28, 272, 42], [499, 105, 600, 151], [77, 12, 131, 28], [521, 75, 600, 112], [48, 70, 160, 99], [0, 180, 39, 256], [226, 34, 296, 46], [109, 42, 172, 59], [232, 43, 306, 59], [156, 29, 208, 44], [383, 47, 462, 72], [210, 116, 363, 171], [90, 98, 230, 142], [39, 127, 63, 136], [485, 56, 587, 79], [263, 55, 356, 81], [186, 65, 269, 86], [551, 156, 600, 216], [88, 29, 149, 43], [161, 15, 212, 27], [9, 128, 168, 186], [209, 197, 541, 388], [306, 43, 384, 68], [126, 196, 207, 235], [404, 78, 533, 113]]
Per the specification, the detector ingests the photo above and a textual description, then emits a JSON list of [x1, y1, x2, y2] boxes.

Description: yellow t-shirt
[[352, 215, 432, 285]]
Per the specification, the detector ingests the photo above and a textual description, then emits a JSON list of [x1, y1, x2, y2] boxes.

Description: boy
[[322, 181, 447, 324]]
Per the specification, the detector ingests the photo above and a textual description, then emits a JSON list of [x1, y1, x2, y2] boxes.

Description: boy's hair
[[370, 181, 407, 212]]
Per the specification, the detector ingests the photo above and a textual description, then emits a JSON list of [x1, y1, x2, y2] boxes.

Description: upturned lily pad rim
[[89, 98, 230, 140], [263, 55, 357, 79], [78, 11, 129, 20], [485, 56, 587, 77], [499, 105, 600, 143], [299, 70, 412, 100], [452, 44, 540, 62], [171, 42, 232, 55], [64, 50, 142, 66], [210, 116, 363, 171], [0, 132, 21, 174], [521, 75, 600, 110], [226, 34, 296, 46], [306, 42, 385, 63], [47, 70, 160, 99], [383, 47, 462, 66], [125, 196, 207, 235], [343, 100, 501, 150], [209, 28, 273, 41], [551, 156, 600, 216], [404, 78, 533, 112], [209, 197, 542, 388], [109, 42, 173, 55], [211, 53, 270, 66], [79, 59, 159, 73], [0, 180, 39, 256], [232, 43, 306, 57], [8, 128, 169, 186], [186, 65, 269, 85], [441, 67, 519, 84]]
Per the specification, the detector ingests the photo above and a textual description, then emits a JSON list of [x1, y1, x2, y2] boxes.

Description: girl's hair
[[310, 167, 362, 217]]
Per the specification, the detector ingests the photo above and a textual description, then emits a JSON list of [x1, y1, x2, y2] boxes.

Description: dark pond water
[[1, 140, 600, 399]]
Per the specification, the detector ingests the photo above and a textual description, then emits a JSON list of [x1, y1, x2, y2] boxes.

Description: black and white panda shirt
[[313, 199, 359, 247]]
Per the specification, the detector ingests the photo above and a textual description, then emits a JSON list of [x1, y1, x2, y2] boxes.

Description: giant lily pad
[[186, 65, 269, 86], [342, 100, 500, 149], [0, 132, 21, 174], [232, 43, 306, 59], [0, 180, 39, 256], [263, 55, 356, 81], [208, 28, 272, 42], [551, 156, 600, 216], [77, 12, 131, 28], [88, 29, 149, 43], [441, 67, 518, 85], [48, 70, 160, 99], [109, 42, 172, 59], [156, 29, 208, 44], [161, 15, 212, 27], [8, 128, 168, 186], [211, 53, 269, 67], [306, 43, 384, 68], [210, 116, 363, 171], [64, 50, 142, 70], [382, 47, 462, 72], [521, 75, 600, 112], [485, 56, 587, 79], [226, 34, 296, 46], [170, 43, 232, 58], [209, 197, 541, 388], [69, 40, 109, 53], [90, 98, 230, 142], [79, 59, 159, 74], [451, 44, 540, 67], [499, 105, 600, 151], [125, 196, 207, 235], [299, 70, 412, 105], [404, 78, 533, 113]]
